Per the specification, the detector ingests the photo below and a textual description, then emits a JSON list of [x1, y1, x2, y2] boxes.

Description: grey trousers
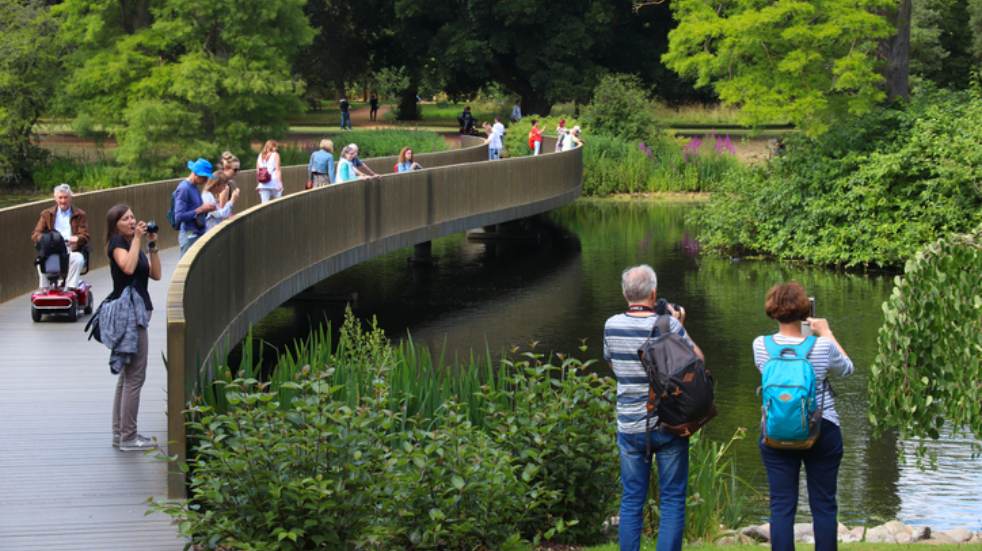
[[112, 322, 149, 441]]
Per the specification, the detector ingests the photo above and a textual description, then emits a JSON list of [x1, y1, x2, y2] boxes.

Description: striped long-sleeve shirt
[[752, 334, 854, 427], [603, 313, 694, 434]]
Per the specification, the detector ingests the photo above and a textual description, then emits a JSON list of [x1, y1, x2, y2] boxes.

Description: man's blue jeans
[[760, 420, 843, 551], [178, 229, 199, 256], [488, 147, 500, 160], [340, 111, 351, 129], [617, 430, 689, 551]]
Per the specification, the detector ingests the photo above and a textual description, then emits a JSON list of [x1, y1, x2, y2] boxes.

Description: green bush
[[870, 224, 982, 442], [695, 88, 982, 268], [156, 378, 390, 550], [581, 74, 657, 141], [485, 360, 619, 544], [170, 313, 622, 548], [382, 406, 528, 550]]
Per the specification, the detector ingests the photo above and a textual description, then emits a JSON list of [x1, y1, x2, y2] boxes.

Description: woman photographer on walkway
[[105, 204, 160, 452], [754, 282, 854, 551]]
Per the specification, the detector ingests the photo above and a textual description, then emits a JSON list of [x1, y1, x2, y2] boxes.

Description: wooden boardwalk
[[0, 248, 183, 550]]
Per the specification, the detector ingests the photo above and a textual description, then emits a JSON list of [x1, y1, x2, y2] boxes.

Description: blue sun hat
[[186, 158, 214, 178]]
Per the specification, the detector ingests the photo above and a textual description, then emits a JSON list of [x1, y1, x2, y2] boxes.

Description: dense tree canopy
[[663, 0, 899, 135], [0, 0, 60, 187], [910, 0, 982, 89], [54, 0, 313, 174]]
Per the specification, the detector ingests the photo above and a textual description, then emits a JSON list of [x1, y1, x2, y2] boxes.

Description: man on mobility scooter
[[30, 183, 93, 322]]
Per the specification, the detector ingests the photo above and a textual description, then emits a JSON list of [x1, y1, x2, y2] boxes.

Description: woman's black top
[[107, 234, 152, 311]]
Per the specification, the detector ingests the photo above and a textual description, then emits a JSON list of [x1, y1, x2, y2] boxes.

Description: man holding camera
[[603, 264, 704, 551], [173, 158, 218, 256]]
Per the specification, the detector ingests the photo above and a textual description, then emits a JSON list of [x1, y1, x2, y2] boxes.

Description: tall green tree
[[300, 0, 386, 102], [663, 0, 900, 135], [55, 0, 313, 175], [910, 0, 978, 88], [0, 0, 61, 188]]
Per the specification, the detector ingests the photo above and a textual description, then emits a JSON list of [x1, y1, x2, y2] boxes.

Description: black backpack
[[637, 315, 717, 438]]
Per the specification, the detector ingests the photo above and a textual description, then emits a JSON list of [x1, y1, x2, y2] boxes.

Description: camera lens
[[146, 220, 159, 234]]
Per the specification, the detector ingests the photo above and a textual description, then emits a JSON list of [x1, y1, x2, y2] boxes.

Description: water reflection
[[243, 200, 981, 530]]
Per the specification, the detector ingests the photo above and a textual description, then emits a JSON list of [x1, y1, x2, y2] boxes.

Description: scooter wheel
[[67, 298, 78, 322], [31, 306, 41, 322], [84, 290, 93, 315]]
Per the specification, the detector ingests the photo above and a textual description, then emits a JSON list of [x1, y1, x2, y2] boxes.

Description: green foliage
[[664, 0, 896, 135], [696, 89, 982, 268], [174, 311, 625, 548], [870, 225, 982, 441], [645, 428, 754, 543], [581, 74, 658, 141], [54, 0, 315, 175], [382, 407, 527, 550], [910, 0, 981, 88], [0, 0, 61, 187]]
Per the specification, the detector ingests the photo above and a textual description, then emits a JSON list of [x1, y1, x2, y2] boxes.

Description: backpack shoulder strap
[[792, 336, 817, 360], [763, 335, 784, 359], [653, 314, 672, 337]]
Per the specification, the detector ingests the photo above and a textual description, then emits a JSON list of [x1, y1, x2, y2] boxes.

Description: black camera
[[655, 298, 686, 324], [146, 220, 159, 234]]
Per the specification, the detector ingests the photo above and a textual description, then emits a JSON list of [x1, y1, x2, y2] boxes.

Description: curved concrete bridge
[[0, 135, 581, 548]]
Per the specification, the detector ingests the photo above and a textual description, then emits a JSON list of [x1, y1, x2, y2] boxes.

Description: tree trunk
[[397, 80, 420, 120], [881, 0, 912, 101]]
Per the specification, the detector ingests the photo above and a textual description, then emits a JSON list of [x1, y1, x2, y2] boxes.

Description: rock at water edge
[[741, 524, 770, 542]]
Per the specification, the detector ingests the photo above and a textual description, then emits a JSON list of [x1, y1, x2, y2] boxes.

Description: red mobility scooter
[[30, 231, 93, 322]]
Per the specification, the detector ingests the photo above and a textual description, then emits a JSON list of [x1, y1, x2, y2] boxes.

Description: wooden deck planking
[[0, 248, 184, 550]]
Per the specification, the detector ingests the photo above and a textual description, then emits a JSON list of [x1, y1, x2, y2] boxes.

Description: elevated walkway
[[0, 135, 581, 548]]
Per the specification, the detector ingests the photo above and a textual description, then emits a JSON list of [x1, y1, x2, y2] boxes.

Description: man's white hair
[[621, 264, 658, 303], [53, 183, 73, 197]]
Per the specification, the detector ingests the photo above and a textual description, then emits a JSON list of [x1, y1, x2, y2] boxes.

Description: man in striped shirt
[[603, 265, 704, 551]]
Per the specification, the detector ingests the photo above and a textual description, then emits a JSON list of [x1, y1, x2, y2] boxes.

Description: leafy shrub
[[870, 224, 982, 441], [156, 377, 390, 550], [485, 360, 618, 544], [381, 406, 528, 550], [581, 74, 657, 141], [696, 88, 982, 268]]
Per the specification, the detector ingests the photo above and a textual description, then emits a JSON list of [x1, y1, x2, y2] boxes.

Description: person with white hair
[[31, 183, 89, 288], [562, 125, 583, 151], [348, 143, 378, 178], [602, 264, 704, 551], [335, 145, 358, 183]]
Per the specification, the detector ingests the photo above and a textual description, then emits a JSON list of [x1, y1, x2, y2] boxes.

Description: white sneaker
[[118, 434, 157, 452]]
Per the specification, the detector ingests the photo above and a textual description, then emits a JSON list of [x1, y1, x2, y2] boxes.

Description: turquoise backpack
[[760, 336, 826, 449]]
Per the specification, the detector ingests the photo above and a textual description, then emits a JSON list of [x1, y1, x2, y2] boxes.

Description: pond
[[242, 198, 982, 531]]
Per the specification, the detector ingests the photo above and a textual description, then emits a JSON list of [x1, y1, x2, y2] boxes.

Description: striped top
[[752, 334, 854, 427], [603, 313, 693, 434]]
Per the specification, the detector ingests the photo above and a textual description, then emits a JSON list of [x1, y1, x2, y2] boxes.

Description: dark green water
[[247, 200, 982, 530]]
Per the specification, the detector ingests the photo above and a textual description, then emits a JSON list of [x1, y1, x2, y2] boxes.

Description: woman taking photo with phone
[[753, 282, 854, 551], [105, 204, 161, 452]]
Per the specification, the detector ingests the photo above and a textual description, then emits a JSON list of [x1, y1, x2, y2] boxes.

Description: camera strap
[[626, 304, 655, 314]]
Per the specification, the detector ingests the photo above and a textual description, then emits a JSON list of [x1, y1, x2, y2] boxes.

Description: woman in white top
[[335, 145, 358, 183], [555, 119, 568, 152], [256, 139, 282, 203], [562, 126, 583, 151], [201, 173, 240, 232]]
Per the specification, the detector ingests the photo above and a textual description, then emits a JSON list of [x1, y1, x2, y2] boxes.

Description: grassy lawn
[[583, 543, 982, 551]]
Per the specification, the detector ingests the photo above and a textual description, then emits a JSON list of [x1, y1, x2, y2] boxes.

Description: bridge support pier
[[467, 218, 541, 242], [408, 241, 434, 265]]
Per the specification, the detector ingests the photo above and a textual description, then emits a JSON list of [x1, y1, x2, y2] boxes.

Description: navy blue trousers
[[760, 420, 843, 551]]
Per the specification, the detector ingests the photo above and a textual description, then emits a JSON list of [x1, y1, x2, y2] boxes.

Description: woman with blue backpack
[[754, 282, 854, 551]]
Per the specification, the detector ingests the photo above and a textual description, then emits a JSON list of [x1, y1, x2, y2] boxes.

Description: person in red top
[[528, 119, 543, 156]]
